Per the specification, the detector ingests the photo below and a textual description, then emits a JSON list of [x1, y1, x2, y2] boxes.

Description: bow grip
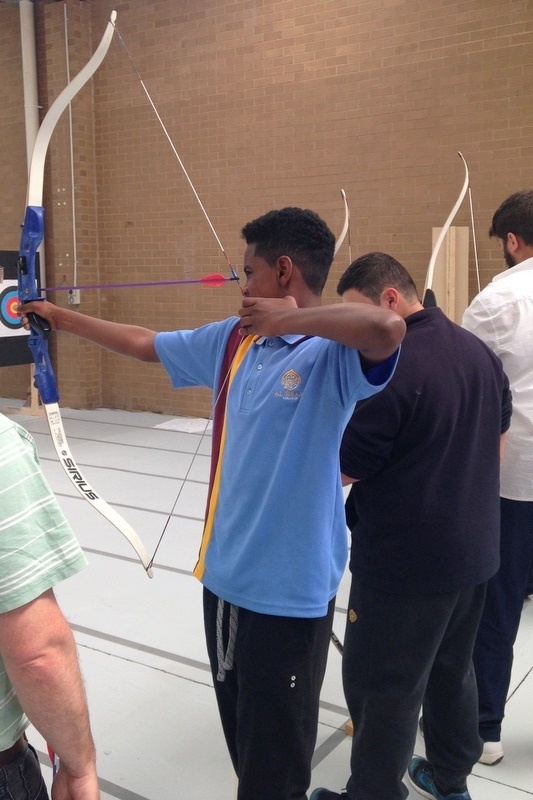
[[18, 206, 52, 336], [18, 205, 58, 404], [27, 334, 59, 404], [21, 300, 52, 338]]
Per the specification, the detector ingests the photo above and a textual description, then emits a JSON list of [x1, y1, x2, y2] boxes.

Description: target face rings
[[0, 286, 23, 330]]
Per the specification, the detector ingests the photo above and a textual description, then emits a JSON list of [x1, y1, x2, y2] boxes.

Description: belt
[[0, 736, 26, 767]]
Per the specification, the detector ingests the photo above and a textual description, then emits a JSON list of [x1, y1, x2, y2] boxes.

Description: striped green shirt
[[0, 413, 87, 750]]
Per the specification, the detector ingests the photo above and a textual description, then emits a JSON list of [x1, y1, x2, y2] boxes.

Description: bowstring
[[110, 23, 246, 568], [467, 185, 481, 294], [147, 334, 242, 569]]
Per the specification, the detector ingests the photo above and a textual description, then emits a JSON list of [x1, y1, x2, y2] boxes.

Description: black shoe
[[309, 790, 349, 800]]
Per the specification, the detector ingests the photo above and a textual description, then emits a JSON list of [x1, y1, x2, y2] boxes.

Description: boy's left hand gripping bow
[[18, 11, 153, 578]]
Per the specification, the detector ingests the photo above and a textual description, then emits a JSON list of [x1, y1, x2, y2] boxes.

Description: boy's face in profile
[[242, 244, 287, 299]]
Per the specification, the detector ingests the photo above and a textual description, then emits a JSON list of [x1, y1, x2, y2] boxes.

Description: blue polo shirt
[[155, 317, 397, 617]]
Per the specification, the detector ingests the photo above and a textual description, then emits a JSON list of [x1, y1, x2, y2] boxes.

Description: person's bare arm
[[19, 301, 158, 362], [500, 431, 508, 463], [238, 297, 405, 364], [0, 590, 99, 800], [341, 473, 361, 487]]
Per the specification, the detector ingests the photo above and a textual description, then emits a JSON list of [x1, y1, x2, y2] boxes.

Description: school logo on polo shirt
[[275, 369, 303, 400], [281, 370, 300, 391]]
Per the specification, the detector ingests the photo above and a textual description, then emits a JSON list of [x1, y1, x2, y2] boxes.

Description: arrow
[[42, 272, 237, 293]]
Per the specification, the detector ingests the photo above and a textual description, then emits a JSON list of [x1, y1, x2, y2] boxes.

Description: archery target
[[0, 252, 33, 366], [0, 281, 27, 335]]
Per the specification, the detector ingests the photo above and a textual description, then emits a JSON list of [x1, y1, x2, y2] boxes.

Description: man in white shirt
[[462, 189, 533, 766]]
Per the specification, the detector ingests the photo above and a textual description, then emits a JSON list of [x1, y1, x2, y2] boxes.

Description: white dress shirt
[[462, 256, 533, 501]]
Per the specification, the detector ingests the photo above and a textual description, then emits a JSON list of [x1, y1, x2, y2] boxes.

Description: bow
[[18, 10, 153, 578], [334, 189, 350, 259], [422, 151, 470, 308]]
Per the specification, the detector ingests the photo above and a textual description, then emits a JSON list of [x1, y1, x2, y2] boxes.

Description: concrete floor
[[3, 400, 532, 800]]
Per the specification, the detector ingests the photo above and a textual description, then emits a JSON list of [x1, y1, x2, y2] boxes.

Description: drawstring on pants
[[216, 597, 239, 682]]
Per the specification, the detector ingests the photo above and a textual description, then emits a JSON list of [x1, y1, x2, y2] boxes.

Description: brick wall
[[1, 0, 532, 416], [0, 2, 32, 400]]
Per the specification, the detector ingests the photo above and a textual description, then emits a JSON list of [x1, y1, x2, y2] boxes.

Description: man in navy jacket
[[312, 252, 511, 800]]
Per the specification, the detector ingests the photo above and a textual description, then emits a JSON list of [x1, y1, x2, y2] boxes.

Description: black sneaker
[[309, 790, 349, 800], [408, 757, 472, 800]]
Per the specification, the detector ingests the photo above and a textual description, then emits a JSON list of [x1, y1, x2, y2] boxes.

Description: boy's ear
[[277, 255, 293, 285]]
